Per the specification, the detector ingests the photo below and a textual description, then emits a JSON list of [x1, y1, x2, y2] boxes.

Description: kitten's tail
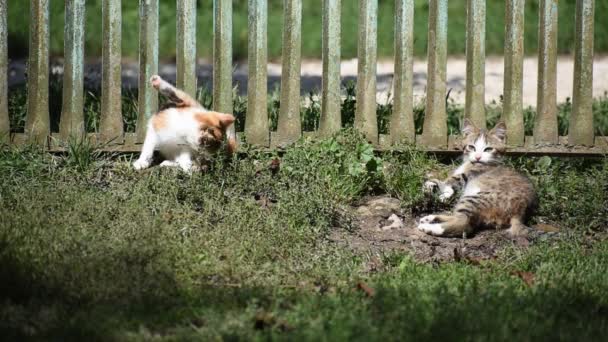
[[225, 124, 237, 155], [150, 75, 202, 108]]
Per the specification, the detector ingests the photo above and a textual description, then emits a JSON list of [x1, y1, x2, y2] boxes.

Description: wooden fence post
[[421, 0, 447, 148], [535, 0, 558, 144], [569, 0, 595, 146], [465, 0, 486, 129], [355, 0, 378, 144], [136, 0, 159, 143], [503, 0, 525, 146], [245, 0, 269, 146], [59, 0, 85, 139], [176, 0, 197, 97], [100, 0, 123, 143], [275, 0, 302, 146], [0, 0, 8, 138], [390, 0, 414, 144], [25, 0, 50, 144], [319, 0, 341, 137]]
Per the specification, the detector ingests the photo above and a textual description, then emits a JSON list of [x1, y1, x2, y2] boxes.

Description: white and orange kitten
[[133, 75, 236, 172]]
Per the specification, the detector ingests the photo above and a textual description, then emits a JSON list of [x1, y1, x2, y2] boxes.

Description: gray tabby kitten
[[418, 119, 537, 237]]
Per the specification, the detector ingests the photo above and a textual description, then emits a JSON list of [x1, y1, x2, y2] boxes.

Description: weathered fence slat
[[465, 0, 486, 129], [569, 0, 595, 146], [245, 0, 269, 146], [275, 0, 302, 146], [59, 0, 85, 139], [355, 0, 378, 144], [25, 0, 50, 144], [100, 0, 123, 143], [421, 0, 447, 148], [390, 0, 414, 144], [0, 0, 8, 138], [176, 0, 197, 97], [503, 0, 525, 146], [535, 0, 558, 144], [136, 0, 159, 143], [213, 0, 233, 114], [319, 0, 341, 137]]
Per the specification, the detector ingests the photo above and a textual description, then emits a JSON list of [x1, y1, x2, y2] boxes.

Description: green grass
[[1, 130, 607, 340], [7, 1, 608, 60]]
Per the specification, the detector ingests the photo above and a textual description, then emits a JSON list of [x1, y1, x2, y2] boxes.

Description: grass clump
[[0, 131, 607, 340]]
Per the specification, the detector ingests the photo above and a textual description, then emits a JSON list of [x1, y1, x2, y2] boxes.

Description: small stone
[[380, 214, 404, 231]]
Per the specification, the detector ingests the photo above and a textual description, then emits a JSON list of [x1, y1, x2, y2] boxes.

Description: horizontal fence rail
[[1, 0, 606, 154]]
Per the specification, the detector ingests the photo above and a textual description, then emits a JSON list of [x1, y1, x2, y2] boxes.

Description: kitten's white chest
[[154, 109, 200, 148]]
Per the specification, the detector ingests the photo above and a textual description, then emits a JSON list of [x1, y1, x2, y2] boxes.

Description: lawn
[[1, 130, 607, 340]]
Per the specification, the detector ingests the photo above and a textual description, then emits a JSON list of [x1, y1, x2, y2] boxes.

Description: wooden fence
[[0, 0, 605, 154]]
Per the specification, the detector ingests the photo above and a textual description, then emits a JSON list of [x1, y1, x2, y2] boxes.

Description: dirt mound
[[329, 196, 556, 264]]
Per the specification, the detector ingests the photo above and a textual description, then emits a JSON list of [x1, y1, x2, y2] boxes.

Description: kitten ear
[[215, 112, 235, 129], [461, 118, 479, 136], [490, 121, 507, 142]]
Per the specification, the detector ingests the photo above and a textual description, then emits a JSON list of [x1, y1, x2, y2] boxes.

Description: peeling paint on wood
[[59, 0, 85, 139], [25, 0, 50, 144], [275, 0, 302, 146], [100, 0, 123, 143], [176, 0, 197, 97], [421, 0, 447, 148], [136, 0, 159, 143], [465, 0, 485, 129], [245, 0, 269, 146], [355, 0, 378, 144], [535, 0, 558, 144], [320, 0, 341, 137], [391, 0, 414, 144], [569, 0, 594, 146], [503, 0, 525, 146]]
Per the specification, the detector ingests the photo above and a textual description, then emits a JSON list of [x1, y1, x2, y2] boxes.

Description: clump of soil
[[329, 195, 556, 264]]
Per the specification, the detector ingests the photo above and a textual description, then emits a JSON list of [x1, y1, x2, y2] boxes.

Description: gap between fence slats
[[503, 0, 525, 146], [569, 0, 595, 146], [319, 0, 341, 137], [245, 0, 269, 146], [421, 0, 447, 148], [25, 0, 50, 144], [275, 0, 302, 146], [59, 0, 85, 139], [176, 0, 197, 97], [535, 0, 558, 144], [390, 0, 414, 144], [100, 0, 123, 143]]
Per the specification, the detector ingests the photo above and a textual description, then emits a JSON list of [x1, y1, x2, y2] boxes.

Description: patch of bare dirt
[[329, 195, 557, 264]]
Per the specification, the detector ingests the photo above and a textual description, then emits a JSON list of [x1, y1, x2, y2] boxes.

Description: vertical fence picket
[[465, 0, 485, 129], [245, 0, 269, 146], [355, 0, 378, 144], [421, 0, 447, 148], [319, 0, 341, 137], [136, 0, 159, 143], [176, 0, 197, 97], [100, 0, 123, 143], [25, 0, 50, 144], [390, 0, 414, 144], [0, 0, 8, 138], [535, 0, 558, 144], [569, 0, 595, 146], [503, 0, 525, 146], [213, 0, 233, 114], [275, 0, 302, 146], [59, 0, 85, 139]]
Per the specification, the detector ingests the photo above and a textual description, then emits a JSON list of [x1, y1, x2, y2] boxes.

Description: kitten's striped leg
[[507, 217, 528, 237], [150, 75, 201, 107], [418, 214, 473, 237]]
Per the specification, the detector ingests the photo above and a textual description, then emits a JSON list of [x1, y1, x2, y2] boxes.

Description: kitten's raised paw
[[133, 159, 150, 170], [419, 215, 436, 224], [417, 222, 445, 236], [150, 75, 162, 88], [423, 180, 438, 193], [439, 186, 454, 202]]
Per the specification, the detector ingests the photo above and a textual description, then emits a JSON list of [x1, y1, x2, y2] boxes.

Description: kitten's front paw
[[439, 186, 454, 202], [150, 75, 162, 89], [417, 222, 445, 236], [133, 159, 150, 170], [423, 180, 438, 193]]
